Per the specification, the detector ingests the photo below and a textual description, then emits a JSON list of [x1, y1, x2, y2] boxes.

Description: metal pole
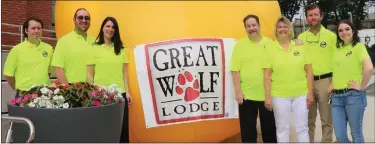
[[349, 12, 353, 23], [302, 12, 306, 31], [20, 25, 23, 42], [6, 122, 13, 143], [2, 116, 35, 143]]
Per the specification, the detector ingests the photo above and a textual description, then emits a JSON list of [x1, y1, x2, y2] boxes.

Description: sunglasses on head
[[76, 16, 90, 21]]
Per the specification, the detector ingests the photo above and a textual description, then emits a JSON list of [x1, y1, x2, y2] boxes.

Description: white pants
[[272, 94, 309, 143]]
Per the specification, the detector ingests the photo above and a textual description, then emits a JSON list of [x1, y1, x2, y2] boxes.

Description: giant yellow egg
[[55, 1, 281, 142]]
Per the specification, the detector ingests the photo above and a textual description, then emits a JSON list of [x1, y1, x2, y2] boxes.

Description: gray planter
[[7, 102, 125, 143]]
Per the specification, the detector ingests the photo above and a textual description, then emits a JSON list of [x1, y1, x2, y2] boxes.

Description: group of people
[[2, 4, 374, 143], [3, 8, 131, 142], [231, 4, 373, 143]]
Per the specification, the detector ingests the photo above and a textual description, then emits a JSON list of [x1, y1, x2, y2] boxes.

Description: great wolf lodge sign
[[134, 38, 238, 128]]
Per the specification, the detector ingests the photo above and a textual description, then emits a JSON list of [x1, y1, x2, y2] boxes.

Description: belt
[[332, 88, 355, 94], [314, 72, 332, 80]]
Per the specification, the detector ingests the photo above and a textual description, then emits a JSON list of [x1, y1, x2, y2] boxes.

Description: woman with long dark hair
[[329, 20, 373, 143], [87, 16, 132, 142]]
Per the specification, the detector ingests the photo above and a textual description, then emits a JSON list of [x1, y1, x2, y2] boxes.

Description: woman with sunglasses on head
[[263, 16, 314, 143], [328, 20, 373, 143], [87, 16, 132, 143]]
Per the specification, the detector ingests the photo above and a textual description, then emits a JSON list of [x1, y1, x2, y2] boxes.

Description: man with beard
[[297, 4, 337, 143], [52, 8, 95, 84], [230, 14, 277, 143]]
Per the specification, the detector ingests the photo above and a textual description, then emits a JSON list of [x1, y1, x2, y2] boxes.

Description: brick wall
[[1, 1, 56, 51]]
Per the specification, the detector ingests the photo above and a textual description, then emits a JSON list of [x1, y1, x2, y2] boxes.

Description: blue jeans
[[331, 90, 367, 143]]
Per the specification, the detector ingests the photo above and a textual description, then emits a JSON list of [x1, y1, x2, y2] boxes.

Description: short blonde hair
[[275, 16, 294, 39]]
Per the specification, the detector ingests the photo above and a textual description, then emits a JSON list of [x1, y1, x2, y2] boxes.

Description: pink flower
[[20, 103, 24, 107], [55, 81, 61, 86], [91, 91, 96, 97], [92, 100, 101, 106], [15, 97, 22, 103], [32, 93, 38, 98], [109, 92, 115, 97], [11, 99, 16, 105], [107, 95, 114, 101], [23, 95, 30, 101], [24, 94, 31, 98], [118, 99, 123, 103], [100, 89, 106, 93]]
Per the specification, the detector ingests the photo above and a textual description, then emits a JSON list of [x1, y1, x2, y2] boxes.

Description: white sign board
[[359, 29, 375, 48], [134, 38, 238, 128]]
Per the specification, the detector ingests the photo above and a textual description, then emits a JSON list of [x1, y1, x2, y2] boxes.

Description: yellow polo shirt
[[298, 26, 336, 75], [3, 40, 53, 91], [51, 30, 95, 83], [88, 44, 129, 93], [332, 43, 370, 89], [230, 36, 273, 101], [263, 41, 311, 97]]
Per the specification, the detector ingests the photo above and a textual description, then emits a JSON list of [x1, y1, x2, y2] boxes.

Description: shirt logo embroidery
[[294, 51, 300, 56], [346, 51, 352, 57], [320, 41, 327, 48], [42, 51, 48, 57]]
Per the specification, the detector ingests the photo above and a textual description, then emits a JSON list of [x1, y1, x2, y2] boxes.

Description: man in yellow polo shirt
[[230, 14, 277, 143], [3, 18, 53, 97], [52, 8, 95, 84], [297, 4, 337, 143]]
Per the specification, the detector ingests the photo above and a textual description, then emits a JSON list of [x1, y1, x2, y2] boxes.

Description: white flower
[[116, 88, 122, 93], [54, 88, 60, 94], [41, 95, 49, 100], [40, 87, 49, 94], [38, 100, 47, 107], [58, 95, 65, 101], [63, 103, 69, 108], [46, 101, 53, 108], [116, 93, 122, 98], [53, 96, 59, 101], [108, 87, 115, 93], [48, 90, 53, 95], [28, 102, 35, 107], [33, 98, 39, 103]]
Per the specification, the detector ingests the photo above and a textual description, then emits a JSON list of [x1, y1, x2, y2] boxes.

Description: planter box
[[7, 102, 125, 143]]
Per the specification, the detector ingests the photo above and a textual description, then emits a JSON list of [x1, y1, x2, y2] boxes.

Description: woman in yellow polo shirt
[[263, 16, 314, 142], [3, 18, 53, 98], [87, 17, 131, 143], [230, 14, 277, 143], [329, 20, 373, 143]]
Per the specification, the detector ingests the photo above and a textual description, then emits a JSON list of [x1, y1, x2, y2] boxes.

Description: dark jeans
[[120, 92, 129, 143], [15, 90, 21, 98], [239, 99, 277, 143]]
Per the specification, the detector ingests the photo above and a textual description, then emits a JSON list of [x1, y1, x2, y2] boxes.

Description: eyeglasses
[[306, 32, 320, 43], [76, 16, 90, 21]]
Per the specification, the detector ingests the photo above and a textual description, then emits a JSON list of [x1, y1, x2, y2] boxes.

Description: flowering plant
[[10, 81, 124, 108]]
